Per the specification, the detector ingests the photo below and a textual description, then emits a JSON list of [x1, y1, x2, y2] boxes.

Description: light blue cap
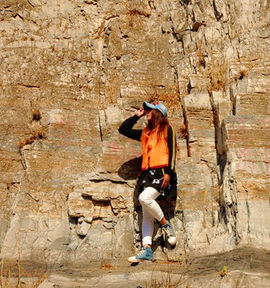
[[143, 101, 167, 116]]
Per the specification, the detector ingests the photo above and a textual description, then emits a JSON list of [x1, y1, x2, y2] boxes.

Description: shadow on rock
[[117, 156, 142, 180]]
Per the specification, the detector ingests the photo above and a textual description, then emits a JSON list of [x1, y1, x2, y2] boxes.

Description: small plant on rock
[[219, 265, 229, 278]]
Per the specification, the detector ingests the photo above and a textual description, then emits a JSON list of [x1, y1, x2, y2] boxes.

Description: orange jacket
[[141, 126, 169, 170]]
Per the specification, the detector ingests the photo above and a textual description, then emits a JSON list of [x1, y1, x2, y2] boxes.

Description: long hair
[[147, 109, 169, 141]]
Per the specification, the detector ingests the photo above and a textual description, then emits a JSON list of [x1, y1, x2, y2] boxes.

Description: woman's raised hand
[[135, 108, 146, 118]]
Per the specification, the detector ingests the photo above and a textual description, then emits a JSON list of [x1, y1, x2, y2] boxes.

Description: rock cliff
[[0, 0, 270, 268]]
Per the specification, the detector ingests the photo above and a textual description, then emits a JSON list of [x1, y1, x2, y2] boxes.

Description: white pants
[[138, 187, 164, 246]]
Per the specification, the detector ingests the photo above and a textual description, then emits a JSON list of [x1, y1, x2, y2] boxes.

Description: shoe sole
[[128, 257, 152, 263]]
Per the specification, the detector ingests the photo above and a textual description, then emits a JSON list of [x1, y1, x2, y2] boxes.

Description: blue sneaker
[[128, 247, 153, 263], [162, 221, 176, 246]]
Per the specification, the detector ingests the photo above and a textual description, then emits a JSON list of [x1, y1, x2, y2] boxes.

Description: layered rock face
[[0, 0, 269, 265]]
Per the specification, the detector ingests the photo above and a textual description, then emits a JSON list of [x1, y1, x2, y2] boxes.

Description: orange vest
[[141, 126, 169, 170]]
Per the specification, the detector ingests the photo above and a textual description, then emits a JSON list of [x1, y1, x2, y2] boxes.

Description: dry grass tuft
[[126, 9, 151, 18], [219, 265, 229, 278], [101, 263, 119, 270], [238, 70, 247, 80], [19, 127, 46, 150], [145, 265, 184, 288], [32, 110, 41, 122], [196, 41, 228, 93], [209, 77, 225, 92], [126, 8, 151, 27], [197, 41, 206, 69], [178, 124, 187, 139], [207, 58, 228, 93], [199, 57, 206, 68], [148, 87, 181, 111]]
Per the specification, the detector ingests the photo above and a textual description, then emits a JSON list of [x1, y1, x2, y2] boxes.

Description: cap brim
[[143, 102, 155, 110]]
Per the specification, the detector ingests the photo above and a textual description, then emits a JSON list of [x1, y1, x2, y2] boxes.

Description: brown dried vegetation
[[126, 8, 151, 27], [178, 124, 188, 139], [101, 263, 119, 270], [32, 110, 41, 122], [239, 70, 248, 80], [197, 41, 207, 69], [207, 58, 228, 93], [148, 87, 181, 111], [126, 9, 151, 18], [145, 265, 185, 288], [19, 110, 46, 151], [19, 127, 46, 151], [219, 265, 229, 278]]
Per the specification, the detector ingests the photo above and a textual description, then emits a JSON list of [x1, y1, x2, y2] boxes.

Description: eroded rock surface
[[0, 0, 270, 274]]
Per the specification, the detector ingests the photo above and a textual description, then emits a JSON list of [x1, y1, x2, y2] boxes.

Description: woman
[[118, 101, 177, 263]]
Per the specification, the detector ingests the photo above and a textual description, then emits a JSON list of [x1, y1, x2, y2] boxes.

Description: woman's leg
[[128, 186, 176, 263], [127, 187, 160, 263], [139, 186, 164, 222], [139, 186, 164, 247], [139, 186, 176, 246], [141, 206, 155, 247]]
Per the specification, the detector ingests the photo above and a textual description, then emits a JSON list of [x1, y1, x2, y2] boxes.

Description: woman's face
[[146, 109, 153, 121]]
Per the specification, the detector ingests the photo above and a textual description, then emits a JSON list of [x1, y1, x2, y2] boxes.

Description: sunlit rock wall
[[0, 0, 269, 264]]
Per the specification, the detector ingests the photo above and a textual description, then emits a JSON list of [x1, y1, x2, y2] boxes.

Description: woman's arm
[[161, 125, 176, 189], [164, 125, 177, 177], [118, 114, 143, 141]]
